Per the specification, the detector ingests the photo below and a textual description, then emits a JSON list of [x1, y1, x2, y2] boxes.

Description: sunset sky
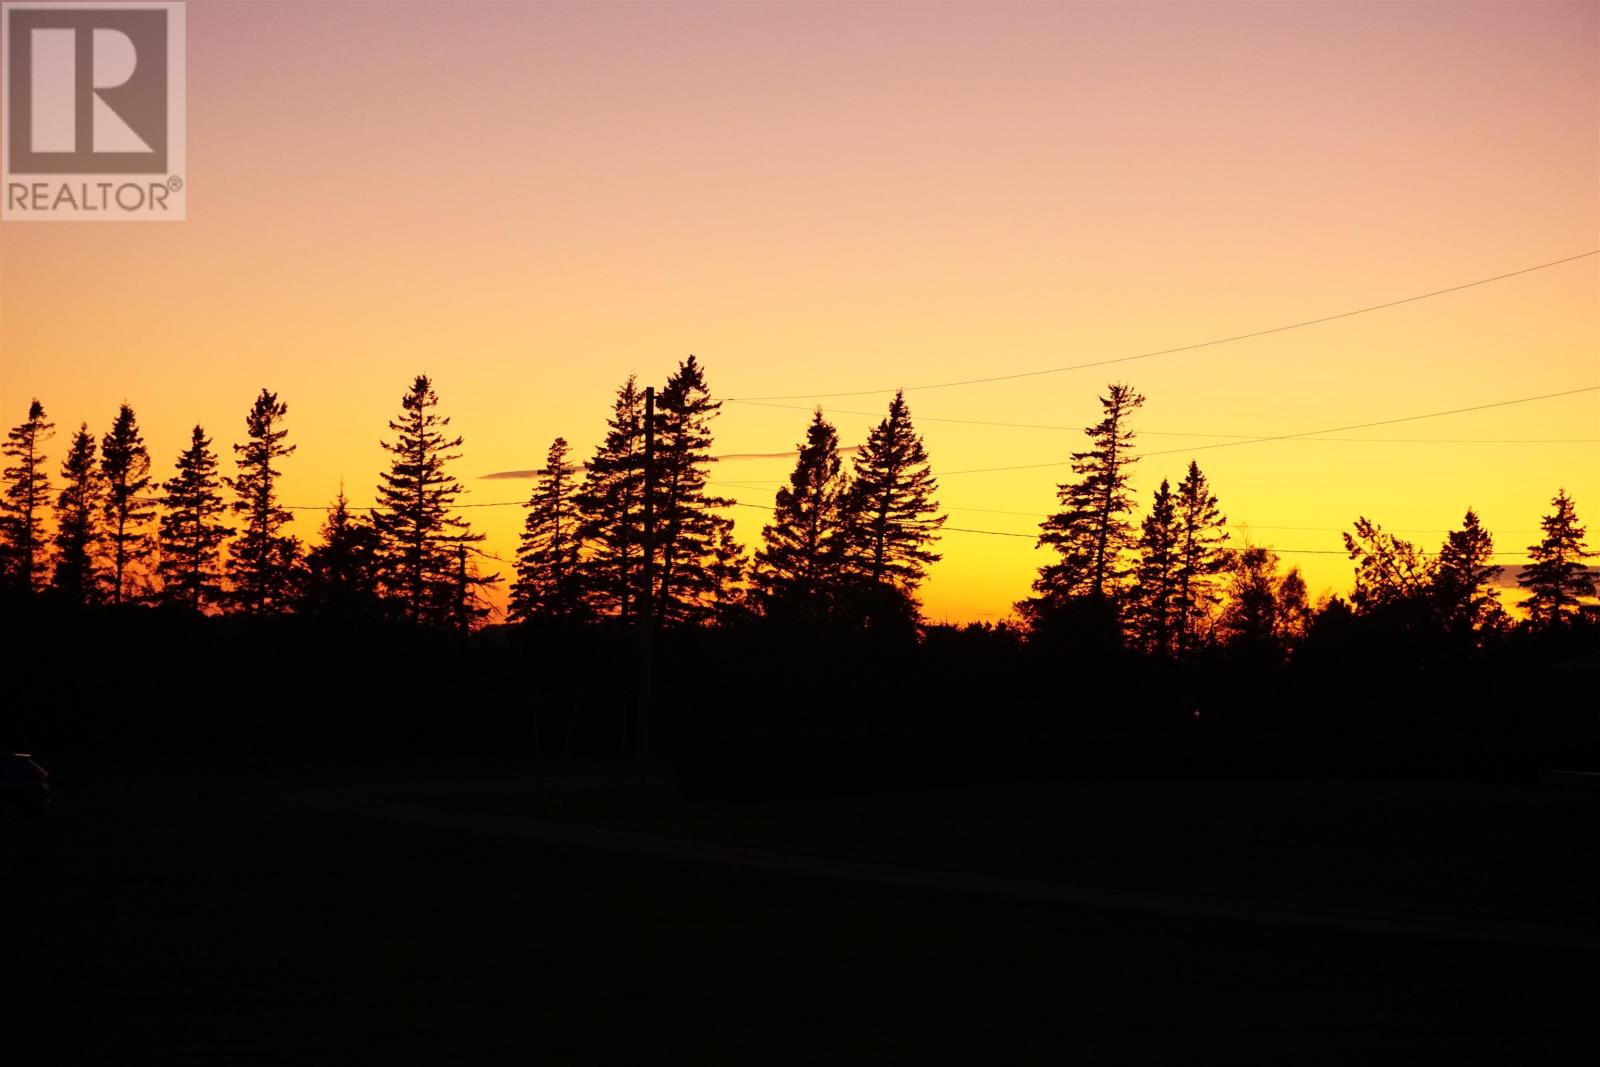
[[2, 0, 1596, 622]]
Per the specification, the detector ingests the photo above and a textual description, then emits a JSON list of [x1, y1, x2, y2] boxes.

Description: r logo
[[6, 5, 168, 173]]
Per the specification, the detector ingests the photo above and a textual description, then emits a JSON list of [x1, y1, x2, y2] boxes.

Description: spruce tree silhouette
[[1023, 382, 1143, 628], [650, 356, 741, 627], [576, 376, 647, 623], [1172, 461, 1230, 656], [512, 437, 584, 622], [157, 425, 233, 610], [1128, 478, 1179, 655], [227, 390, 300, 615], [51, 424, 103, 606], [99, 404, 154, 605], [755, 408, 851, 623], [372, 375, 492, 627], [0, 399, 54, 595], [1433, 509, 1505, 637], [841, 390, 944, 597], [1518, 489, 1595, 628], [300, 488, 384, 622]]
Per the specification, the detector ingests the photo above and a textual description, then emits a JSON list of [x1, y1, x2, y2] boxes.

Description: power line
[[939, 385, 1600, 476], [726, 398, 1598, 443], [728, 250, 1599, 401]]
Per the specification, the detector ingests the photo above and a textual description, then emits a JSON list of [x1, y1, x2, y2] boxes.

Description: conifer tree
[[372, 375, 494, 626], [708, 523, 752, 625], [448, 543, 496, 632], [576, 376, 646, 621], [0, 399, 54, 594], [755, 409, 851, 619], [512, 437, 584, 621], [840, 390, 944, 595], [1172, 460, 1230, 655], [99, 404, 154, 604], [1518, 489, 1595, 628], [300, 487, 384, 621], [1128, 478, 1179, 655], [650, 355, 740, 626], [157, 425, 232, 610], [52, 424, 103, 605], [226, 389, 300, 614], [1433, 508, 1504, 635], [1027, 383, 1144, 619]]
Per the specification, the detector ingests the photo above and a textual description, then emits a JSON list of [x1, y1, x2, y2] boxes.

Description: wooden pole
[[636, 386, 656, 788]]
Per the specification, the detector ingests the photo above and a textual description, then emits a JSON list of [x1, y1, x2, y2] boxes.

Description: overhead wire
[[727, 251, 1599, 401]]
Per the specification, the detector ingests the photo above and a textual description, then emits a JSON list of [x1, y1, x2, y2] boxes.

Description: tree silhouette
[[512, 437, 584, 622], [1518, 489, 1595, 628], [1, 400, 54, 595], [226, 389, 300, 614], [650, 355, 741, 627], [372, 375, 493, 627], [448, 543, 496, 632], [299, 487, 384, 621], [51, 424, 102, 605], [157, 425, 233, 610], [1025, 383, 1144, 623], [840, 390, 944, 596], [1128, 479, 1179, 655], [1172, 461, 1230, 655], [1218, 544, 1308, 652], [707, 522, 752, 626], [1343, 517, 1435, 614], [755, 409, 851, 622], [99, 404, 154, 605], [576, 376, 647, 622], [1433, 508, 1504, 636]]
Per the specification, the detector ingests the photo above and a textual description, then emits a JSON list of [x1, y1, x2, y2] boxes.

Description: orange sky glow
[[2, 0, 1596, 622]]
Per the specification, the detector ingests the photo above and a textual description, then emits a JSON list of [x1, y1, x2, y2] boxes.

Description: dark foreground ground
[[5, 759, 1598, 1065]]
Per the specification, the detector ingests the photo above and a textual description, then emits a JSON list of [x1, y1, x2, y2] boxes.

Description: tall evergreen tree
[[650, 355, 741, 627], [299, 487, 384, 621], [755, 409, 851, 620], [99, 404, 154, 604], [576, 376, 646, 621], [157, 425, 233, 610], [1128, 479, 1179, 655], [1518, 489, 1595, 628], [226, 389, 300, 614], [840, 390, 944, 595], [1027, 383, 1144, 620], [1433, 508, 1504, 635], [372, 375, 494, 627], [512, 437, 584, 621], [1172, 460, 1230, 655], [52, 424, 103, 605], [0, 399, 54, 594]]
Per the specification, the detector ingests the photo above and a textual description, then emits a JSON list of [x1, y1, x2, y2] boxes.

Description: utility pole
[[457, 543, 469, 632], [635, 386, 656, 788]]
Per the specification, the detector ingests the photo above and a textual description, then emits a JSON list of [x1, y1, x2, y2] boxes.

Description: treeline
[[1014, 383, 1597, 661], [3, 366, 1598, 775], [1, 366, 1595, 655]]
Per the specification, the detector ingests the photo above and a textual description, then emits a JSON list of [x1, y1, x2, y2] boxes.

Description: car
[[0, 754, 51, 813]]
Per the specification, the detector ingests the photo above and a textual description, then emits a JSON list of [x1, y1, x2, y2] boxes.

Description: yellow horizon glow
[[2, 1, 1596, 622]]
